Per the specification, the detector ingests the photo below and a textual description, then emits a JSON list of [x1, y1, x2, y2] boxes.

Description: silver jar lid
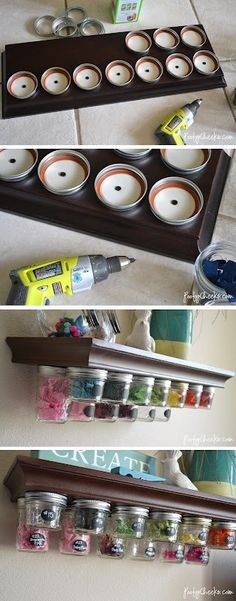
[[150, 511, 182, 522], [182, 516, 212, 526], [72, 499, 111, 512], [131, 376, 155, 385], [113, 505, 149, 517], [154, 379, 171, 386], [25, 491, 67, 506], [17, 497, 25, 508], [79, 18, 105, 36], [52, 16, 78, 37], [188, 384, 203, 391], [203, 386, 215, 393], [65, 6, 87, 25], [67, 368, 108, 379], [211, 521, 236, 530], [171, 381, 189, 390], [106, 372, 133, 383], [34, 15, 54, 37], [38, 366, 65, 375]]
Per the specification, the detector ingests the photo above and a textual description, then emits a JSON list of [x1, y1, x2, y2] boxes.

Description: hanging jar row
[[36, 365, 216, 423], [16, 495, 236, 559]]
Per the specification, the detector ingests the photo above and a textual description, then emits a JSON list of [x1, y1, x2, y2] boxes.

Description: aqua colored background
[[32, 450, 156, 474]]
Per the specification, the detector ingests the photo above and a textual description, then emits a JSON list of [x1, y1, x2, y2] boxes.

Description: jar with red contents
[[185, 545, 210, 565], [159, 542, 185, 563], [36, 366, 69, 422], [208, 521, 236, 549], [184, 384, 203, 408], [199, 386, 215, 409]]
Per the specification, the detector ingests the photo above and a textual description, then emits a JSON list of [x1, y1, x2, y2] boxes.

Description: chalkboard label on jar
[[41, 509, 56, 522], [73, 539, 87, 552], [145, 545, 156, 558], [226, 535, 234, 545], [29, 532, 46, 547], [165, 526, 176, 537], [111, 542, 124, 556], [198, 530, 207, 542], [132, 521, 143, 533]]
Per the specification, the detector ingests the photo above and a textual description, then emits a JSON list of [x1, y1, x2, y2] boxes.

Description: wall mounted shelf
[[4, 456, 236, 522], [6, 337, 235, 388]]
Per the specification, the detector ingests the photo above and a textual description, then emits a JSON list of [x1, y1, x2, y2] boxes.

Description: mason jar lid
[[72, 499, 111, 512], [183, 516, 212, 526], [153, 379, 171, 387], [106, 372, 133, 383], [150, 511, 182, 522], [67, 368, 107, 379], [171, 382, 189, 390], [38, 366, 65, 375], [17, 497, 25, 508], [202, 386, 215, 393], [188, 384, 203, 391], [131, 376, 155, 385], [113, 505, 149, 517], [25, 491, 68, 506], [211, 521, 236, 530]]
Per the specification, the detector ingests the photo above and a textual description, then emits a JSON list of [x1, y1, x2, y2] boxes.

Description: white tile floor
[[0, 0, 235, 144]]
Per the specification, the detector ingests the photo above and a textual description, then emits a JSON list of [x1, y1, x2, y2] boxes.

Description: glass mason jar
[[159, 543, 185, 563], [127, 376, 155, 405], [179, 517, 212, 546], [16, 497, 49, 552], [68, 400, 95, 422], [37, 366, 69, 422], [184, 384, 203, 408], [72, 499, 111, 534], [25, 491, 67, 529], [59, 510, 91, 555], [97, 535, 125, 559], [67, 367, 107, 401], [151, 379, 171, 407], [185, 546, 210, 565], [208, 521, 236, 549], [94, 402, 119, 422], [193, 241, 236, 305], [136, 406, 156, 422], [111, 506, 149, 539], [167, 382, 189, 408], [199, 386, 215, 409], [102, 372, 133, 403], [128, 539, 157, 561], [118, 404, 138, 422], [148, 511, 182, 543]]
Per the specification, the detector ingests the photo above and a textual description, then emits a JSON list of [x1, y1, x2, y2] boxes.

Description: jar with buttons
[[167, 382, 189, 408], [208, 521, 236, 549], [184, 384, 203, 408], [159, 542, 185, 563], [72, 499, 111, 534], [16, 497, 49, 552], [148, 511, 182, 543], [25, 492, 67, 530], [185, 546, 210, 565], [102, 372, 133, 403], [97, 535, 125, 559], [111, 506, 149, 539], [37, 366, 69, 422], [127, 376, 154, 405], [179, 517, 212, 546]]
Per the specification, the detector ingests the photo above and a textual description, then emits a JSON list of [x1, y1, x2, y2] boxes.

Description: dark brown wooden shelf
[[0, 149, 231, 263], [6, 337, 234, 388], [4, 456, 236, 521]]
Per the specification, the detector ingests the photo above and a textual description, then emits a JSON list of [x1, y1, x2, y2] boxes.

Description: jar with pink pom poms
[[16, 497, 49, 552], [59, 510, 91, 555], [36, 366, 70, 422]]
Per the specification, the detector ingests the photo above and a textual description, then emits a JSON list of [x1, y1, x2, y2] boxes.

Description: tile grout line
[[188, 0, 200, 23], [73, 108, 83, 144]]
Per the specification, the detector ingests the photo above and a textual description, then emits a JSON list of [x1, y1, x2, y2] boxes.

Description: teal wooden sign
[[32, 450, 156, 474]]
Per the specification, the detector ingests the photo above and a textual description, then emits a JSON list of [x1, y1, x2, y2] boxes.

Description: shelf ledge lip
[[6, 337, 235, 389]]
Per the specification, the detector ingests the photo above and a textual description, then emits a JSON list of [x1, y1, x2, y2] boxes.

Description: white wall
[[0, 310, 235, 447], [1, 451, 235, 601]]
